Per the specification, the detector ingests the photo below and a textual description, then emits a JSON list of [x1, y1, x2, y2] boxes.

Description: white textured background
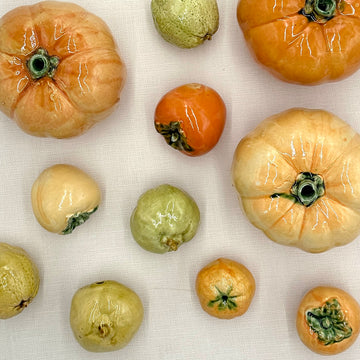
[[1, 1, 360, 359]]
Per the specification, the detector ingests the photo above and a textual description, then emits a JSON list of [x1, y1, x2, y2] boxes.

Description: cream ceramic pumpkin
[[232, 108, 360, 253], [31, 164, 101, 234]]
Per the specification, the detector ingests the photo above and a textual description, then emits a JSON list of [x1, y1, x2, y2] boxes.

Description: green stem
[[26, 48, 59, 80], [301, 0, 337, 22], [271, 172, 325, 207], [291, 172, 325, 206], [306, 299, 352, 345], [62, 207, 98, 235]]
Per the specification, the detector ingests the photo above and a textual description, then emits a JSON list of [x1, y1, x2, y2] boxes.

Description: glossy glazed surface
[[151, 0, 219, 48], [0, 242, 40, 319], [195, 258, 255, 319], [237, 0, 360, 84], [0, 1, 125, 138], [31, 164, 101, 234], [154, 83, 226, 156], [232, 108, 360, 253], [296, 286, 360, 355], [130, 184, 200, 253], [70, 280, 144, 352]]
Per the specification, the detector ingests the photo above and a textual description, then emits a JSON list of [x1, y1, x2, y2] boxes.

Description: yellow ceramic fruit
[[31, 164, 101, 234], [232, 108, 360, 253], [296, 286, 360, 355], [70, 280, 144, 352], [195, 258, 255, 319], [0, 242, 40, 319]]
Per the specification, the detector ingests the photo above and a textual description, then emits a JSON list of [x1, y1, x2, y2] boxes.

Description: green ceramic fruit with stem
[[151, 0, 219, 48], [0, 242, 40, 319], [130, 184, 200, 254], [70, 280, 144, 352]]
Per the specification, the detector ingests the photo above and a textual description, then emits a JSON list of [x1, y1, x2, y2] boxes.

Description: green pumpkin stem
[[26, 48, 59, 80], [301, 0, 337, 22], [271, 172, 325, 207]]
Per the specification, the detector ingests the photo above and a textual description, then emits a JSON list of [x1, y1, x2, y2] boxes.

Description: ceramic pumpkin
[[232, 108, 360, 253], [0, 1, 125, 138], [296, 286, 360, 355], [237, 0, 360, 84]]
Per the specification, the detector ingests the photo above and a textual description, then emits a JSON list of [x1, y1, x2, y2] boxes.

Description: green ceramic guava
[[130, 184, 200, 254], [151, 0, 219, 48]]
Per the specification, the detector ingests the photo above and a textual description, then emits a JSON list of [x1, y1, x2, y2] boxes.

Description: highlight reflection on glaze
[[237, 0, 360, 84], [0, 2, 125, 138], [232, 108, 360, 253]]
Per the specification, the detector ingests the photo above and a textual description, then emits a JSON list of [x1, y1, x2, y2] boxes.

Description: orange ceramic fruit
[[0, 1, 125, 138], [195, 258, 255, 319], [154, 83, 226, 156], [237, 0, 360, 84], [296, 286, 360, 355]]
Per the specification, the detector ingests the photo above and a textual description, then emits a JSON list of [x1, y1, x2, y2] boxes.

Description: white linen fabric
[[0, 1, 360, 359]]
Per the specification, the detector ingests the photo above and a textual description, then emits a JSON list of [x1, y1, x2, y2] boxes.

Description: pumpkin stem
[[301, 0, 337, 22], [26, 48, 59, 80], [291, 172, 325, 207]]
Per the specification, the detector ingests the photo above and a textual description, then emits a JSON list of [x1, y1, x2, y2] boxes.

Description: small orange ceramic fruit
[[195, 258, 255, 319], [0, 1, 125, 138], [154, 83, 226, 156], [296, 286, 360, 355], [237, 0, 360, 84]]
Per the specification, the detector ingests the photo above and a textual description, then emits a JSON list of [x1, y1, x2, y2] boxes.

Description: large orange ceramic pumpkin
[[0, 1, 125, 138], [237, 0, 360, 84], [232, 108, 360, 253]]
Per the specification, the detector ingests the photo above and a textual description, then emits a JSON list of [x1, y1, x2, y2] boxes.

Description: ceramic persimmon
[[232, 108, 360, 253], [0, 1, 125, 138], [195, 258, 255, 319], [237, 0, 360, 84], [296, 286, 360, 355], [154, 83, 226, 156]]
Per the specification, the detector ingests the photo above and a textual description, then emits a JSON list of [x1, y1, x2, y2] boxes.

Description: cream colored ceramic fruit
[[296, 286, 360, 355], [232, 108, 360, 253], [31, 164, 101, 234], [0, 242, 40, 319], [70, 280, 144, 352]]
